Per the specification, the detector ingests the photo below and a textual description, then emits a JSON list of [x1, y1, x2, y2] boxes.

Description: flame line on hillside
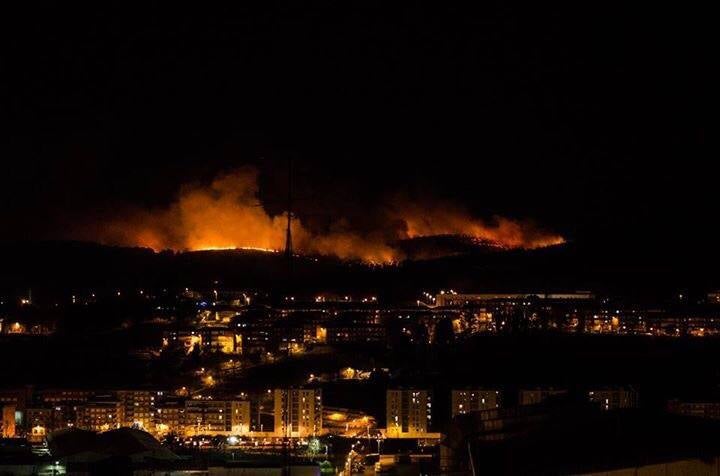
[[75, 167, 564, 263]]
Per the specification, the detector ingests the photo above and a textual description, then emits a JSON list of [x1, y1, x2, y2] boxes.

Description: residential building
[[274, 389, 322, 438], [184, 398, 250, 436], [451, 390, 500, 418], [519, 388, 567, 406], [76, 399, 121, 432], [386, 390, 433, 438], [117, 390, 157, 431], [588, 388, 638, 410]]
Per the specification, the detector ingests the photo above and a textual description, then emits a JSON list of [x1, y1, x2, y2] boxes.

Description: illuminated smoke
[[394, 202, 566, 250], [81, 167, 564, 263]]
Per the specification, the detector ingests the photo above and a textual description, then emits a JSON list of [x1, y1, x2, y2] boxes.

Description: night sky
[[2, 2, 711, 257]]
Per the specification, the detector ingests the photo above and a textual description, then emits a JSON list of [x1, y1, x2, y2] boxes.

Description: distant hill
[[1, 239, 719, 301]]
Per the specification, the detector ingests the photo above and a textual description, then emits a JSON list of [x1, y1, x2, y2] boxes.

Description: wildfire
[[78, 167, 564, 263], [193, 245, 279, 253], [397, 203, 566, 250]]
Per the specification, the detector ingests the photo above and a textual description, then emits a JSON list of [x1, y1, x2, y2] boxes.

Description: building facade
[[273, 389, 322, 438], [518, 388, 568, 406], [386, 390, 433, 438], [588, 388, 638, 410], [451, 390, 500, 418], [75, 400, 121, 432], [184, 398, 250, 436], [117, 390, 158, 431]]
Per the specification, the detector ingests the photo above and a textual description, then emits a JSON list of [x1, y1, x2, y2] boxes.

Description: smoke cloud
[[79, 167, 564, 263]]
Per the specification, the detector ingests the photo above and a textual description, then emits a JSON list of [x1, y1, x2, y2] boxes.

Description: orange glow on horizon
[[192, 245, 280, 253], [77, 167, 564, 263]]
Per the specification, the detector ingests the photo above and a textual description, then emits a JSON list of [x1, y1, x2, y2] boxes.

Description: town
[[4, 285, 720, 474]]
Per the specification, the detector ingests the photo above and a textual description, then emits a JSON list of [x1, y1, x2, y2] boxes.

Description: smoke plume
[[79, 167, 563, 263]]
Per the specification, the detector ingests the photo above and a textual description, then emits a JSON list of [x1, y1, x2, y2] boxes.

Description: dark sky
[[2, 2, 712, 255]]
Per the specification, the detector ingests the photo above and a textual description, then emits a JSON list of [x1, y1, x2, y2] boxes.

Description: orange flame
[[397, 202, 566, 250], [79, 167, 563, 263]]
